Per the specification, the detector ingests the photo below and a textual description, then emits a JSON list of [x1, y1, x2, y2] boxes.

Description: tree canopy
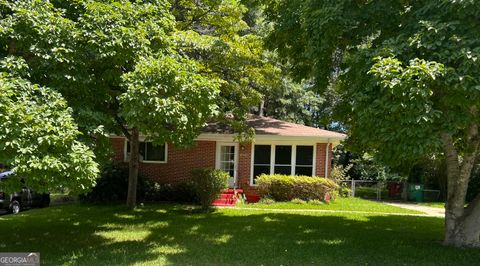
[[0, 0, 282, 207], [264, 0, 480, 166], [264, 0, 480, 247], [0, 72, 98, 193]]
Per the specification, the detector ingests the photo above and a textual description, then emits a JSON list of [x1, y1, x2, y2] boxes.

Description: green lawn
[[239, 197, 422, 214], [1, 203, 478, 265]]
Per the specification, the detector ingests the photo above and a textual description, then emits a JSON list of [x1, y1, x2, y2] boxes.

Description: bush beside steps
[[191, 168, 229, 210]]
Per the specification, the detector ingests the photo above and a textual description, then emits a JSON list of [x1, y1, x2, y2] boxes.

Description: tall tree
[[169, 0, 280, 128], [240, 2, 341, 129], [264, 0, 480, 247], [0, 0, 220, 208], [1, 0, 273, 208]]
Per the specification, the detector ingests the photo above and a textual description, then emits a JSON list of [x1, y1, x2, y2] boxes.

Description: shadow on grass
[[0, 203, 478, 265]]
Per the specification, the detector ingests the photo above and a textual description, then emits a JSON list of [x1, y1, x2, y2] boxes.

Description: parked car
[[0, 171, 50, 214]]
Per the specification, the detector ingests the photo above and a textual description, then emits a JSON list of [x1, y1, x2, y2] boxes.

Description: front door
[[216, 143, 238, 188]]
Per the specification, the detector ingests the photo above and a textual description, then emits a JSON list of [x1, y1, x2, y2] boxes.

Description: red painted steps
[[212, 189, 243, 206]]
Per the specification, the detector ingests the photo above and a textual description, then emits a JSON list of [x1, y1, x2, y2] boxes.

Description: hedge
[[79, 163, 148, 203], [144, 181, 198, 203], [257, 174, 338, 202]]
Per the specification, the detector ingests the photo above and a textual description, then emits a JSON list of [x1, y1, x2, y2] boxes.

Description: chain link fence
[[339, 180, 404, 201], [340, 180, 442, 201]]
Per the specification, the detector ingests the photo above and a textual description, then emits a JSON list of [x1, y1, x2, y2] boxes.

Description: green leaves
[[0, 74, 98, 193], [0, 0, 279, 193], [369, 57, 445, 90], [120, 55, 220, 146], [264, 0, 480, 169]]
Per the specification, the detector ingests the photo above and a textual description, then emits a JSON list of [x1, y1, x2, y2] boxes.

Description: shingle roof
[[202, 115, 346, 140]]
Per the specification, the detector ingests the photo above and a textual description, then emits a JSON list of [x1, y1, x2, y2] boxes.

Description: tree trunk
[[441, 128, 480, 248], [444, 198, 480, 247], [259, 99, 265, 117], [126, 128, 140, 210]]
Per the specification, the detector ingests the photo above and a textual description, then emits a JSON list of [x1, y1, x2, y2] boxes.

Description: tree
[[235, 3, 332, 128], [0, 70, 98, 193], [264, 0, 480, 247], [334, 146, 405, 182], [1, 0, 273, 208], [0, 0, 220, 208]]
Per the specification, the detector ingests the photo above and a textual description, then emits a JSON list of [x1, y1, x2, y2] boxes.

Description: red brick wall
[[315, 143, 332, 178], [111, 138, 333, 201], [110, 138, 215, 183], [237, 143, 258, 197], [111, 137, 125, 162]]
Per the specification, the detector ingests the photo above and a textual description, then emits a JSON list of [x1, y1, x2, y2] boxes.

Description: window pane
[[221, 146, 235, 162], [295, 166, 313, 176], [275, 145, 292, 164], [146, 142, 165, 161], [126, 141, 146, 159], [254, 145, 271, 164], [253, 166, 270, 183], [221, 162, 234, 177], [296, 146, 313, 165], [140, 142, 146, 159], [274, 165, 291, 175]]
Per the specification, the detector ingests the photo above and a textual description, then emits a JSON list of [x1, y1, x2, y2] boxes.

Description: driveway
[[385, 202, 445, 217]]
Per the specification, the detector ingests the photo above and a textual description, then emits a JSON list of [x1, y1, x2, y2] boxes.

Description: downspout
[[325, 140, 330, 178]]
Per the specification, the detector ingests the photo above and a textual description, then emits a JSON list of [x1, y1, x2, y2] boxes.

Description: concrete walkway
[[384, 202, 445, 217]]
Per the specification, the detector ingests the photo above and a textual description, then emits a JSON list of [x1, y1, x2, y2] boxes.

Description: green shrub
[[257, 197, 275, 205], [291, 198, 306, 204], [79, 163, 148, 203], [191, 168, 229, 210], [339, 185, 352, 197], [145, 181, 198, 203], [331, 164, 353, 183], [308, 199, 324, 205], [257, 174, 338, 202]]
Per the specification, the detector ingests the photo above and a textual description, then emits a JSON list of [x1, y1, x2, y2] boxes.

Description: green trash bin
[[408, 184, 424, 202]]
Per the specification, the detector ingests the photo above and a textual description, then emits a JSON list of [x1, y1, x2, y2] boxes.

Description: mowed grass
[[239, 197, 422, 214], [1, 203, 479, 265]]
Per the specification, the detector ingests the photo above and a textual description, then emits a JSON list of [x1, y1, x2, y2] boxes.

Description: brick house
[[111, 115, 346, 202]]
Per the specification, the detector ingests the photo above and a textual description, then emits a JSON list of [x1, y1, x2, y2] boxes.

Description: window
[[274, 145, 292, 175], [295, 146, 314, 176], [126, 141, 167, 163], [251, 144, 315, 184], [252, 145, 271, 184]]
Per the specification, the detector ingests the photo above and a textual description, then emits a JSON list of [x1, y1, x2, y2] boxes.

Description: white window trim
[[124, 139, 168, 164], [250, 143, 317, 186], [215, 142, 239, 188]]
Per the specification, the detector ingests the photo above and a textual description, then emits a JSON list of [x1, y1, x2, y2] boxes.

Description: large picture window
[[126, 141, 167, 163], [252, 144, 315, 184]]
